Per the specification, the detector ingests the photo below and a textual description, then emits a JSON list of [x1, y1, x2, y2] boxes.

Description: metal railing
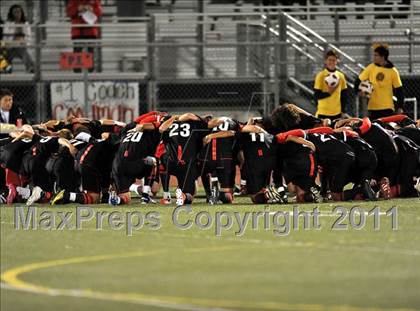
[[1, 5, 419, 122]]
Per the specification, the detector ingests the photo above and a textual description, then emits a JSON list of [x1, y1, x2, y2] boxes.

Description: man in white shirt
[[0, 88, 27, 134]]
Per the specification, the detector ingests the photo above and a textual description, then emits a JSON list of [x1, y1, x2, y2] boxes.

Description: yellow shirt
[[314, 69, 347, 116], [359, 63, 403, 111]]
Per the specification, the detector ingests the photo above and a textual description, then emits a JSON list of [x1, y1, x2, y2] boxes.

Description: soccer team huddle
[[1, 103, 419, 207]]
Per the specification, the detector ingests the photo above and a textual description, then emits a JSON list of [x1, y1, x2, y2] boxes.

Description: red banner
[[60, 52, 93, 69]]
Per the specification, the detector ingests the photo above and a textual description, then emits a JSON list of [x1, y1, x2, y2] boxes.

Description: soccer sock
[[210, 177, 218, 188], [163, 191, 171, 199], [129, 183, 142, 194], [142, 185, 151, 195]]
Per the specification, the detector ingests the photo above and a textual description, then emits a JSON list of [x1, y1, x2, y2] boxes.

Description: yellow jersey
[[314, 69, 347, 116], [359, 63, 403, 111]]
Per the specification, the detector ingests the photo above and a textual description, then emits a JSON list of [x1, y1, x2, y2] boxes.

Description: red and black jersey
[[162, 119, 209, 163], [26, 135, 60, 159], [396, 127, 420, 146], [75, 137, 119, 171], [307, 133, 355, 164], [116, 122, 161, 161], [239, 132, 278, 163], [332, 132, 374, 153], [69, 138, 90, 153], [354, 119, 399, 157], [0, 138, 34, 172], [201, 118, 241, 161]]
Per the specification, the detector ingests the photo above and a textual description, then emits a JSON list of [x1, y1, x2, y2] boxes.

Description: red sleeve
[[66, 0, 80, 18], [154, 142, 165, 158], [276, 129, 305, 143], [359, 117, 371, 135], [377, 114, 408, 123], [134, 111, 159, 124], [306, 127, 334, 135], [92, 0, 103, 17]]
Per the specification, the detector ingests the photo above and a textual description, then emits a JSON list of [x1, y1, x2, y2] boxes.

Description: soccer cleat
[[0, 191, 7, 204], [17, 186, 31, 200], [310, 186, 322, 203], [208, 185, 219, 205], [50, 189, 65, 205], [108, 191, 121, 206], [322, 191, 333, 202], [361, 180, 376, 201], [141, 193, 156, 204], [379, 177, 391, 200], [264, 185, 285, 204], [233, 184, 247, 196], [175, 188, 185, 206], [6, 184, 17, 205], [159, 197, 172, 205], [26, 186, 44, 206], [414, 177, 420, 197], [277, 186, 288, 204]]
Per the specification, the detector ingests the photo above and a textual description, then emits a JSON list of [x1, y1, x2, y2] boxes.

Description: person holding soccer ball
[[313, 50, 349, 121], [355, 43, 405, 119]]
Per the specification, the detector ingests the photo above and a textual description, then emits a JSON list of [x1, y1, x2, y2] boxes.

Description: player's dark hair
[[270, 103, 301, 130], [73, 124, 91, 136], [7, 4, 26, 22], [374, 45, 389, 60], [324, 49, 339, 59], [58, 129, 74, 140], [0, 88, 13, 100]]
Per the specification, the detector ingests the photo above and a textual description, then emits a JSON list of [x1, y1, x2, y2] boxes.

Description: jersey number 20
[[123, 132, 143, 143]]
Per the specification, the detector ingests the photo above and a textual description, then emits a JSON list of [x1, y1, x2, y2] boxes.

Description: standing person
[[3, 4, 34, 73], [0, 89, 27, 137], [0, 88, 27, 199], [356, 43, 405, 119], [66, 0, 102, 73], [314, 50, 349, 121]]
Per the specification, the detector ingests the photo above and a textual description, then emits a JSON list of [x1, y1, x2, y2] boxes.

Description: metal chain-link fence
[[1, 6, 419, 124]]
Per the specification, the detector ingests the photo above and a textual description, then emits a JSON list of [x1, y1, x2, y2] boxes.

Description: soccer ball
[[324, 73, 340, 87], [359, 80, 374, 96]]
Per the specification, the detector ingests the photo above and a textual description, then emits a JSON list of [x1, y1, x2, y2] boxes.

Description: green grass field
[[1, 196, 420, 311]]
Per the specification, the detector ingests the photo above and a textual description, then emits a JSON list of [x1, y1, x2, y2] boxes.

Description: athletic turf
[[1, 196, 419, 311]]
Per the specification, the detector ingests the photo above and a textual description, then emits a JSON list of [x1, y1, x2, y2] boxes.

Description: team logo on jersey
[[376, 72, 385, 81]]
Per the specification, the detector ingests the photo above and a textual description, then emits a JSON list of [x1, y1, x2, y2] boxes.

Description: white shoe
[[108, 191, 121, 205], [17, 186, 31, 200], [141, 193, 156, 204], [175, 188, 184, 206], [26, 186, 43, 206], [414, 177, 420, 196]]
